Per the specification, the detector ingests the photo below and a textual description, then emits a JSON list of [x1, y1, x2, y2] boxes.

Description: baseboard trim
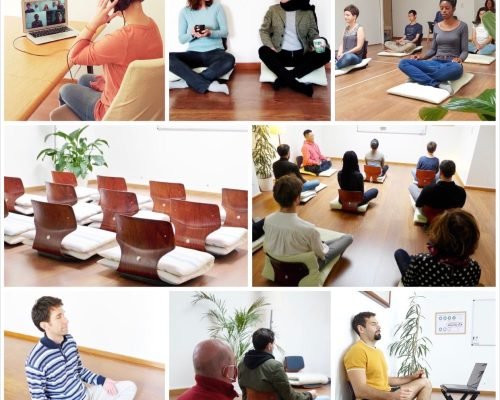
[[5, 331, 164, 370], [463, 185, 496, 192], [169, 388, 188, 396]]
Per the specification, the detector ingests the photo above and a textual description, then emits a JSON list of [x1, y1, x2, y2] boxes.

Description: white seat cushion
[[97, 245, 215, 285], [22, 226, 117, 260], [4, 214, 35, 236], [88, 210, 169, 224], [140, 201, 154, 211], [463, 54, 496, 64], [169, 67, 234, 81], [13, 205, 35, 215], [259, 63, 328, 86], [335, 58, 371, 76], [287, 372, 330, 386], [74, 186, 99, 201], [15, 193, 46, 207], [330, 196, 369, 212], [377, 45, 423, 57], [205, 227, 247, 255], [413, 207, 428, 224], [300, 190, 316, 203], [299, 168, 337, 177], [73, 203, 102, 223], [387, 72, 474, 104], [252, 235, 264, 253], [315, 183, 327, 192]]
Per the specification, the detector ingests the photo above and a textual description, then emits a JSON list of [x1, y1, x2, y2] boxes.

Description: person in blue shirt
[[169, 0, 235, 95], [384, 10, 423, 53]]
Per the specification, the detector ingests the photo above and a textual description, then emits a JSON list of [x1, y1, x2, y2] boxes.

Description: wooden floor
[[252, 162, 496, 287], [4, 335, 165, 400], [4, 188, 248, 287], [169, 67, 331, 121], [335, 43, 496, 121], [28, 81, 66, 121]]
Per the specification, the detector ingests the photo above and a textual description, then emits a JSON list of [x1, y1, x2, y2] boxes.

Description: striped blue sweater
[[25, 334, 106, 400]]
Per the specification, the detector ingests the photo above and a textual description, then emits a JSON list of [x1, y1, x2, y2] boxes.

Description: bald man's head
[[192, 339, 235, 381]]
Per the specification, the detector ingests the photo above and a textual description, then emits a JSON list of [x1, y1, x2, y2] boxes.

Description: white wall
[[335, 0, 383, 46], [168, 0, 332, 63], [332, 290, 497, 400], [169, 290, 330, 389], [3, 288, 168, 363], [465, 126, 496, 188], [4, 124, 249, 193]]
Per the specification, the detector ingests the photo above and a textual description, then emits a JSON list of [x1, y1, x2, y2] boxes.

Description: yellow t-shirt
[[344, 340, 391, 391]]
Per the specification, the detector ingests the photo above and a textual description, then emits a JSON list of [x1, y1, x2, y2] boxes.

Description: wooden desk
[[4, 16, 98, 121]]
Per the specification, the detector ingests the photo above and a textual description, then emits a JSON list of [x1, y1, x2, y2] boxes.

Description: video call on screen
[[25, 0, 66, 29]]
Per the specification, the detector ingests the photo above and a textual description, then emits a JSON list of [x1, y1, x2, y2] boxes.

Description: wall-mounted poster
[[435, 311, 467, 334]]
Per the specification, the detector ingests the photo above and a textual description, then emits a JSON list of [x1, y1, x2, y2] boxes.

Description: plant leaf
[[419, 106, 449, 121]]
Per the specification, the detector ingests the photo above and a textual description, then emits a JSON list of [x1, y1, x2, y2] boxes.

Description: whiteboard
[[471, 299, 495, 346]]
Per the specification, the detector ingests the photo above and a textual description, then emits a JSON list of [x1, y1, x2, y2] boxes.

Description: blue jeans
[[468, 42, 496, 55], [360, 188, 378, 206], [59, 74, 101, 121], [394, 249, 411, 276], [398, 59, 463, 87], [169, 49, 235, 93], [318, 235, 354, 269], [304, 159, 332, 175], [302, 180, 320, 192], [336, 52, 362, 69]]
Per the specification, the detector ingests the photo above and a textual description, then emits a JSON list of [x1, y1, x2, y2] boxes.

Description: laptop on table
[[441, 363, 487, 392], [22, 0, 78, 45]]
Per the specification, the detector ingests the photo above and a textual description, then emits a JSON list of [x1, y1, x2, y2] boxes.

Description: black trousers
[[258, 46, 331, 84]]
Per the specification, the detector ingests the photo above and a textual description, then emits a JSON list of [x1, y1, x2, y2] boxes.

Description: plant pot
[[258, 177, 274, 192]]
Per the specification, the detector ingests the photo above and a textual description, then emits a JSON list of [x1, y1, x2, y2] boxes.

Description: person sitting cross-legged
[[273, 144, 320, 192]]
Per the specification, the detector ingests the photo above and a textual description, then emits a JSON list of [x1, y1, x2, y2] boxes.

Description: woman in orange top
[[59, 0, 163, 121]]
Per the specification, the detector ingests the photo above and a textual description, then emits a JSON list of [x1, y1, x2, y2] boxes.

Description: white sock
[[208, 81, 229, 95], [169, 79, 188, 90]]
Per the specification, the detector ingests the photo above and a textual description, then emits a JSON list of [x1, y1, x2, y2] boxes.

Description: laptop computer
[[22, 0, 78, 45], [442, 363, 487, 391]]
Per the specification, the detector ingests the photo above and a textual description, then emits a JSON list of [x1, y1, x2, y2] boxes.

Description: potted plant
[[192, 291, 270, 362], [252, 125, 276, 192], [36, 126, 109, 185], [388, 293, 432, 377], [420, 11, 496, 121]]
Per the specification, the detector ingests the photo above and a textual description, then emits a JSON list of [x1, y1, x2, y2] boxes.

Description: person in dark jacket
[[338, 151, 378, 206], [273, 144, 320, 192], [238, 328, 317, 400]]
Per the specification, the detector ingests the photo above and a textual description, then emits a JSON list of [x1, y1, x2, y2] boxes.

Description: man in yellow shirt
[[344, 312, 432, 400]]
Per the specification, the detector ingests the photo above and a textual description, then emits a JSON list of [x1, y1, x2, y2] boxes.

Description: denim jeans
[[169, 49, 235, 93], [303, 159, 332, 175], [59, 74, 101, 121], [394, 249, 411, 276], [398, 58, 463, 87], [318, 234, 354, 269], [360, 188, 378, 205], [468, 42, 496, 55], [302, 179, 320, 192], [408, 184, 421, 202], [335, 52, 362, 69]]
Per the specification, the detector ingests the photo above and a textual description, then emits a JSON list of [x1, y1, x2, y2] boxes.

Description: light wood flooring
[[335, 43, 496, 121], [4, 335, 165, 400], [252, 162, 496, 287], [169, 66, 331, 121], [4, 188, 248, 287]]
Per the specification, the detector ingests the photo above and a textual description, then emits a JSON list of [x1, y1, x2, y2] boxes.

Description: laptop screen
[[467, 363, 487, 389], [23, 0, 67, 31]]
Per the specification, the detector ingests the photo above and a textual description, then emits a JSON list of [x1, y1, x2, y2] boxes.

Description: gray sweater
[[425, 21, 468, 61]]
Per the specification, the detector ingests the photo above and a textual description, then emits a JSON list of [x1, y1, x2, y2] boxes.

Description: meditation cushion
[[97, 245, 215, 285], [463, 54, 496, 64], [299, 168, 337, 177], [89, 210, 170, 225], [205, 227, 247, 256], [287, 373, 330, 386], [13, 194, 46, 215], [4, 213, 35, 244], [315, 183, 328, 192], [329, 197, 369, 213], [169, 67, 234, 82], [377, 45, 423, 57], [252, 235, 264, 253], [74, 186, 99, 202], [334, 58, 371, 76], [387, 72, 474, 104], [259, 63, 328, 86], [22, 225, 117, 260], [72, 202, 103, 224], [300, 191, 316, 204]]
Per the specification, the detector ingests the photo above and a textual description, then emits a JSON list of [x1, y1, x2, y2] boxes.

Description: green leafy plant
[[388, 293, 432, 377], [36, 126, 109, 179], [419, 11, 496, 121], [192, 292, 270, 362], [252, 125, 276, 179]]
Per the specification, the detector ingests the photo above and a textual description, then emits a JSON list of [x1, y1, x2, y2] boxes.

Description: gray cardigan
[[259, 4, 319, 53]]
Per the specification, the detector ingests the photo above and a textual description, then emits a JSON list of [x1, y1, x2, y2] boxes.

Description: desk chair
[[50, 58, 165, 121], [221, 188, 247, 228], [415, 169, 436, 188], [246, 388, 278, 400]]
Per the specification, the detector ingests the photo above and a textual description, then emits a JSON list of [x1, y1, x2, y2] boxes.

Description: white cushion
[[97, 245, 215, 284], [89, 193, 151, 205], [4, 214, 35, 236], [387, 72, 474, 104], [169, 67, 234, 81], [140, 201, 154, 211], [15, 194, 46, 207], [299, 168, 337, 177], [413, 207, 427, 224], [463, 54, 496, 64], [335, 58, 371, 76], [14, 205, 35, 215], [377, 45, 423, 57], [300, 190, 316, 203], [286, 372, 330, 386], [73, 203, 102, 223], [205, 227, 247, 255], [5, 234, 26, 245], [22, 226, 117, 259], [252, 235, 264, 253], [330, 196, 369, 213], [219, 206, 227, 224], [315, 183, 327, 192], [259, 63, 328, 86], [74, 186, 99, 201], [89, 210, 169, 224]]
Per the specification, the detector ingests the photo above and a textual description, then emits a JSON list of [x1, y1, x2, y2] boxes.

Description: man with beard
[[344, 312, 432, 400], [258, 0, 331, 97]]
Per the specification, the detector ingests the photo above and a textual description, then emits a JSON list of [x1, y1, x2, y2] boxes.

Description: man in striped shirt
[[25, 296, 137, 400]]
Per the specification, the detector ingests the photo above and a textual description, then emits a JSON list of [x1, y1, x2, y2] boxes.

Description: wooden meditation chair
[[96, 175, 151, 205], [4, 176, 45, 215], [149, 180, 186, 216], [363, 165, 386, 183], [3, 200, 35, 245], [338, 190, 364, 212], [246, 388, 278, 400], [50, 58, 165, 121], [415, 169, 436, 188], [221, 188, 248, 228], [422, 205, 445, 225], [51, 170, 98, 201], [97, 214, 215, 285], [23, 200, 116, 260]]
